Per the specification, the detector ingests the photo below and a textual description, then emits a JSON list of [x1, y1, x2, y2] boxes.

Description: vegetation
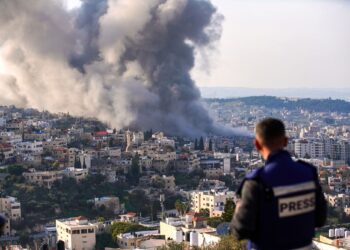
[[1, 173, 129, 229], [174, 200, 189, 216], [96, 233, 118, 250], [206, 96, 350, 113], [157, 236, 246, 250], [222, 198, 235, 222], [110, 222, 147, 240]]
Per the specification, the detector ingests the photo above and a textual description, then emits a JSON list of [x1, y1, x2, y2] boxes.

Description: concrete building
[[90, 197, 123, 215], [160, 214, 220, 248], [56, 216, 96, 250], [116, 230, 160, 249], [0, 196, 21, 221], [23, 169, 62, 189], [326, 194, 350, 208], [190, 190, 235, 217]]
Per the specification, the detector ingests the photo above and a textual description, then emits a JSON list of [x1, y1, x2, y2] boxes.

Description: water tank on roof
[[345, 231, 350, 238], [340, 228, 346, 237], [175, 230, 182, 243], [335, 228, 341, 238], [329, 229, 335, 238], [190, 231, 199, 247]]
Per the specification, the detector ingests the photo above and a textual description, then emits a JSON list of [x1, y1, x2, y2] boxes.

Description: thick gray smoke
[[0, 0, 230, 136]]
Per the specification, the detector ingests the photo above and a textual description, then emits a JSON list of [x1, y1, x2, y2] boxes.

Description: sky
[[192, 0, 350, 88], [66, 0, 350, 89]]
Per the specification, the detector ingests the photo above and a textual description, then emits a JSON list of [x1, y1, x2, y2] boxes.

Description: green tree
[[194, 138, 198, 150], [96, 233, 118, 250], [174, 200, 188, 216], [0, 150, 5, 164], [199, 208, 210, 218], [208, 139, 213, 151], [110, 222, 146, 240], [207, 217, 222, 228], [8, 165, 25, 176], [221, 198, 235, 222], [199, 137, 204, 151], [128, 154, 140, 185]]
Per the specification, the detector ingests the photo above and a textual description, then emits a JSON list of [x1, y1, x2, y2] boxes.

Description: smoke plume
[[0, 0, 228, 136]]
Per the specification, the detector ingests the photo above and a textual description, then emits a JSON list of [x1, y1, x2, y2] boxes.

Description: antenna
[[160, 194, 165, 221]]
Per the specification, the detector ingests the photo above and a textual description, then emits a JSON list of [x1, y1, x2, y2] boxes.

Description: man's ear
[[254, 138, 263, 151]]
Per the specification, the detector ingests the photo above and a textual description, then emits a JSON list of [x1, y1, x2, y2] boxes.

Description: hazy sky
[[66, 0, 350, 89], [192, 0, 350, 88]]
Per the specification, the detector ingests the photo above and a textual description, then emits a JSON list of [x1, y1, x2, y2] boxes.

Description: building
[[160, 214, 221, 248], [90, 197, 124, 215], [326, 194, 350, 208], [56, 216, 96, 250], [120, 212, 138, 223], [116, 230, 160, 249], [0, 196, 21, 237], [23, 168, 88, 189], [190, 190, 235, 217], [0, 196, 21, 221], [23, 169, 62, 189]]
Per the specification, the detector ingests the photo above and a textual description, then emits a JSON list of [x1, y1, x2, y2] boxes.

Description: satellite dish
[[216, 222, 230, 236]]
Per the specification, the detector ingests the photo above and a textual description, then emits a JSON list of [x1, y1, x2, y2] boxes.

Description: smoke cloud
[[0, 0, 229, 136]]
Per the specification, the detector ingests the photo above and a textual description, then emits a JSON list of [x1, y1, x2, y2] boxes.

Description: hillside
[[205, 96, 350, 113]]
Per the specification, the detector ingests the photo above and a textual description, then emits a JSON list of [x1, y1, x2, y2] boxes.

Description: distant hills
[[200, 87, 350, 101], [205, 96, 350, 113]]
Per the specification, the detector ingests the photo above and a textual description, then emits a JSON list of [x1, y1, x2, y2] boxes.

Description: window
[[88, 229, 94, 233], [81, 229, 87, 234], [72, 230, 80, 234]]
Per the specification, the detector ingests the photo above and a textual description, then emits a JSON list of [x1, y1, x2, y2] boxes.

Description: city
[[0, 96, 348, 249], [1, 0, 349, 249]]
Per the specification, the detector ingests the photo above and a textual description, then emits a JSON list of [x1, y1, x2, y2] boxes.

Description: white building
[[190, 190, 235, 217], [15, 141, 43, 154], [160, 215, 220, 248], [56, 216, 96, 250]]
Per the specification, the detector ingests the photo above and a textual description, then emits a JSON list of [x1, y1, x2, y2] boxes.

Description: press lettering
[[278, 192, 315, 218]]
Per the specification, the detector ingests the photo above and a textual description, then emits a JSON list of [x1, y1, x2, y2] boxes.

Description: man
[[231, 118, 327, 250]]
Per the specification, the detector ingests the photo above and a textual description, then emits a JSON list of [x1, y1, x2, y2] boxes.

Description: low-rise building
[[56, 216, 96, 250], [116, 230, 160, 249], [191, 190, 235, 217]]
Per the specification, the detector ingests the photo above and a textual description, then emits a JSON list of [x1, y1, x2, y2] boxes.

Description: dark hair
[[256, 118, 286, 147]]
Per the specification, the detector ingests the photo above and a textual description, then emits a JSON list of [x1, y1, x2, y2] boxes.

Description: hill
[[205, 96, 350, 113]]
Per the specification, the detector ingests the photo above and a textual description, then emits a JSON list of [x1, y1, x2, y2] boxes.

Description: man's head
[[254, 118, 288, 160]]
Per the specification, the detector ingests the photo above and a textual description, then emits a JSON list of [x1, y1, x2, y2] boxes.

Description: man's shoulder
[[246, 167, 264, 180]]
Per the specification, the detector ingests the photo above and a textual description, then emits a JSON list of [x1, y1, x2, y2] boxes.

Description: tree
[[174, 200, 188, 216], [8, 165, 25, 176], [224, 145, 229, 153], [199, 137, 204, 151], [221, 198, 235, 222], [96, 233, 118, 250], [208, 139, 213, 151], [0, 150, 5, 164], [194, 138, 198, 150], [207, 217, 222, 228], [144, 129, 153, 141], [110, 222, 146, 240], [129, 154, 140, 185], [199, 208, 210, 218], [74, 157, 81, 168]]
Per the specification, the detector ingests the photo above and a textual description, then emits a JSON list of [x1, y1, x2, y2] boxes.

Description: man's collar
[[266, 149, 291, 164]]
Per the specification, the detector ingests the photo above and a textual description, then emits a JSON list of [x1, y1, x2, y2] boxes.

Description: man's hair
[[256, 118, 286, 148]]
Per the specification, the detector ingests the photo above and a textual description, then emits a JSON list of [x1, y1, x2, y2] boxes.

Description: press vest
[[238, 150, 319, 250]]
